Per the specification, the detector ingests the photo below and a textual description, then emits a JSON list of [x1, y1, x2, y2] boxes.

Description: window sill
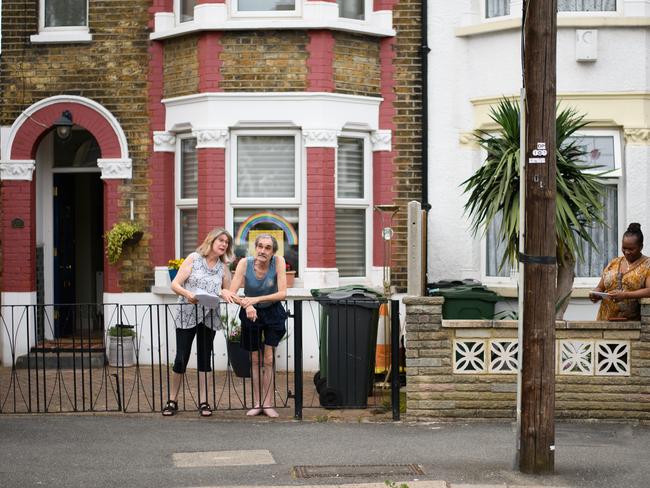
[[455, 16, 650, 38], [30, 31, 93, 44], [151, 3, 394, 40]]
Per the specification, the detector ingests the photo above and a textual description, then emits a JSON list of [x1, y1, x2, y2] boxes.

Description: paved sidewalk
[[1, 414, 648, 488]]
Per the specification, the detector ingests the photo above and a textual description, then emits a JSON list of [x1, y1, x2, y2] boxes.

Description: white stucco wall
[[427, 1, 650, 318]]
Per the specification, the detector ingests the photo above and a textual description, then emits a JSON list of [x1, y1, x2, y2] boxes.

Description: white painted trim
[[6, 95, 131, 162], [30, 30, 92, 44], [162, 92, 382, 136], [151, 2, 394, 39], [370, 129, 391, 151], [230, 0, 302, 19], [153, 131, 177, 152], [0, 160, 36, 180], [303, 129, 339, 148], [192, 128, 229, 149], [0, 292, 38, 367], [97, 158, 133, 179]]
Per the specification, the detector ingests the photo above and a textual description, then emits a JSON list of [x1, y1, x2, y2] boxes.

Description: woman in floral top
[[163, 227, 238, 417], [590, 223, 650, 321]]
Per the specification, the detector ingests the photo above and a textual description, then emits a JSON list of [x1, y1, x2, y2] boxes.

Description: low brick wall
[[404, 297, 650, 423]]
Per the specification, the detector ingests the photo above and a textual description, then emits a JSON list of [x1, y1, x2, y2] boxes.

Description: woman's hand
[[186, 292, 198, 304], [245, 305, 257, 322], [589, 292, 602, 303], [220, 289, 238, 304], [608, 290, 628, 302]]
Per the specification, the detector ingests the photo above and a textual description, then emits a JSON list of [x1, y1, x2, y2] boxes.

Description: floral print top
[[597, 255, 650, 321], [176, 252, 224, 330]]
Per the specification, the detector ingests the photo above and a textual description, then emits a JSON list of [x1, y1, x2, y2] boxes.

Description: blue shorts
[[239, 302, 288, 351]]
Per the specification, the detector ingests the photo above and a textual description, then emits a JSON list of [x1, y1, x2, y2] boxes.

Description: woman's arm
[[610, 273, 650, 301], [170, 255, 197, 303]]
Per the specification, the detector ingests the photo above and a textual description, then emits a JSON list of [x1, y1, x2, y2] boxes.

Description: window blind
[[180, 208, 198, 257], [237, 136, 295, 198], [337, 137, 364, 199], [336, 209, 366, 277], [486, 0, 510, 18], [181, 138, 198, 199], [558, 0, 616, 11]]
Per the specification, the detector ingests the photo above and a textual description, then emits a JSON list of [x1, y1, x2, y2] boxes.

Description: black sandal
[[162, 400, 178, 416], [198, 402, 212, 417]]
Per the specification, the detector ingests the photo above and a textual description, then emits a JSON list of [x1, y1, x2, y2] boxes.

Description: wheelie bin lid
[[430, 285, 500, 302], [310, 284, 383, 298], [311, 285, 383, 308]]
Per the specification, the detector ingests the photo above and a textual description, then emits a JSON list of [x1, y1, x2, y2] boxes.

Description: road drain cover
[[292, 464, 425, 479]]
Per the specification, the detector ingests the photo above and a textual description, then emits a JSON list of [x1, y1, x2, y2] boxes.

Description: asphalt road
[[0, 414, 648, 488]]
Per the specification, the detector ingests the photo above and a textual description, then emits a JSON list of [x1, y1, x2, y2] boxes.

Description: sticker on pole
[[528, 142, 547, 164]]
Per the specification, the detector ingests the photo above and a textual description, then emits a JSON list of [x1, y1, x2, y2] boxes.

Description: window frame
[[175, 134, 199, 258], [569, 129, 623, 286], [335, 132, 373, 281], [482, 0, 620, 20], [337, 0, 370, 22], [174, 0, 197, 24], [229, 129, 302, 206], [480, 128, 624, 287], [230, 0, 302, 19], [39, 0, 89, 32]]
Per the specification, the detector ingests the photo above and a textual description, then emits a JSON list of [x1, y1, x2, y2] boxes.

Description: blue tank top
[[244, 256, 277, 308]]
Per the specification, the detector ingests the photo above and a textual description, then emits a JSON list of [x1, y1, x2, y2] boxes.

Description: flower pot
[[108, 335, 136, 367], [168, 269, 178, 282], [286, 271, 296, 288], [227, 340, 251, 378], [123, 231, 143, 246]]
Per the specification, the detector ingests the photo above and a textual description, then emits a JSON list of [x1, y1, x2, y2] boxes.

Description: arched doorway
[[36, 129, 104, 338]]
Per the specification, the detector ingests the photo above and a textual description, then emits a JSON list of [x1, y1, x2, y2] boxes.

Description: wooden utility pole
[[519, 0, 557, 474]]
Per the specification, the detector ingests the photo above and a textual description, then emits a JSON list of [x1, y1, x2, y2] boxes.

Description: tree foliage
[[462, 98, 608, 271]]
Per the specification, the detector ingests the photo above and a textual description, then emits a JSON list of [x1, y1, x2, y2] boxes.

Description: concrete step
[[14, 352, 107, 369]]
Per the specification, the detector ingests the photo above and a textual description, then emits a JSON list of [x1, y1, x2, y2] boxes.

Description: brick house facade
[[0, 1, 421, 319]]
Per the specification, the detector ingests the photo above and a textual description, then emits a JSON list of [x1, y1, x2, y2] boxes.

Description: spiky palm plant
[[462, 98, 607, 318]]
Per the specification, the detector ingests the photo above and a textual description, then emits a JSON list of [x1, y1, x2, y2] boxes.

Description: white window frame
[[335, 132, 373, 281], [337, 0, 371, 22], [229, 129, 302, 206], [570, 128, 623, 286], [482, 0, 512, 21], [480, 128, 623, 287], [230, 0, 302, 19], [481, 0, 620, 21], [557, 0, 619, 16], [33, 0, 91, 43], [174, 0, 196, 24], [175, 134, 198, 258]]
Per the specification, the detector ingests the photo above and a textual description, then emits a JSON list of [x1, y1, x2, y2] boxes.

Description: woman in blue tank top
[[230, 234, 288, 418]]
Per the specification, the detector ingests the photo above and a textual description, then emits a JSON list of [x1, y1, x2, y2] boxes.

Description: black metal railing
[[0, 299, 402, 419]]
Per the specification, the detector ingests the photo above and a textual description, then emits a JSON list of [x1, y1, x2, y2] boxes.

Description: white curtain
[[45, 0, 87, 27], [486, 0, 510, 18], [558, 0, 616, 11], [575, 186, 618, 277]]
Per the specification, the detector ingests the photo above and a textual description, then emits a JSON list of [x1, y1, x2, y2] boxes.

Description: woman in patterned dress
[[590, 223, 650, 321], [163, 228, 238, 417]]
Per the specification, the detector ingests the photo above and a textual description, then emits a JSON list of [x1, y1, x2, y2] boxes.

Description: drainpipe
[[420, 0, 431, 212]]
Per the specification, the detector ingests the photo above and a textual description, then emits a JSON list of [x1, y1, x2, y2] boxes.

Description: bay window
[[177, 0, 197, 23], [336, 135, 371, 278], [338, 0, 365, 20], [233, 0, 298, 15], [176, 137, 199, 258]]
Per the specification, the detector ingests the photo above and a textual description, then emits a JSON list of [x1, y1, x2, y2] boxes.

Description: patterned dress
[[597, 255, 650, 320], [176, 252, 224, 330]]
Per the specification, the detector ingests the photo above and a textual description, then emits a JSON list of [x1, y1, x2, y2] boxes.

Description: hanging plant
[[105, 221, 143, 264]]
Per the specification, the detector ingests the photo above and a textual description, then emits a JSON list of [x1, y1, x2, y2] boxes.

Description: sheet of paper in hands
[[590, 291, 611, 299], [194, 290, 220, 309]]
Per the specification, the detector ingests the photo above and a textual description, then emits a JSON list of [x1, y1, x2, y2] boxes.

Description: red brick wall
[[307, 30, 335, 92], [306, 147, 336, 268], [197, 148, 226, 240]]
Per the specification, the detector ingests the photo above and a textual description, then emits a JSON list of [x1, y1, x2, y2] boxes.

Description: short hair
[[196, 227, 233, 262], [254, 234, 278, 254], [624, 222, 644, 246]]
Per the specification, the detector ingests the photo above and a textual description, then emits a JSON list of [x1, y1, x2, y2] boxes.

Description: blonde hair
[[196, 227, 233, 262]]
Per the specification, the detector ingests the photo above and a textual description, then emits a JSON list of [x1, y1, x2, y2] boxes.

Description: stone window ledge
[[30, 30, 92, 44], [442, 319, 641, 330]]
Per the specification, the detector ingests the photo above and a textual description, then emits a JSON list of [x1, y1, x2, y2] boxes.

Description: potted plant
[[285, 261, 296, 288], [222, 314, 250, 378], [107, 325, 137, 367], [167, 258, 185, 281], [104, 221, 143, 264]]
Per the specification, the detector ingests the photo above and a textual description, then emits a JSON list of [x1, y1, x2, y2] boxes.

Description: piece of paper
[[194, 291, 220, 309], [590, 291, 611, 299]]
